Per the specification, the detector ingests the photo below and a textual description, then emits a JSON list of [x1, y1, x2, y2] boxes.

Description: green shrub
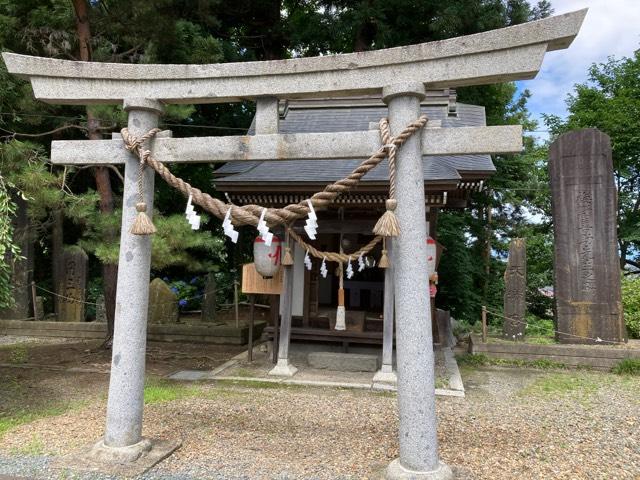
[[612, 358, 640, 376], [455, 353, 490, 367], [525, 314, 555, 337], [621, 276, 640, 338], [456, 353, 568, 370]]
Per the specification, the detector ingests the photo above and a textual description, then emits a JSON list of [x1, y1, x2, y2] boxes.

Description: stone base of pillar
[[54, 437, 181, 477], [385, 459, 454, 480], [373, 365, 397, 385], [268, 359, 298, 376]]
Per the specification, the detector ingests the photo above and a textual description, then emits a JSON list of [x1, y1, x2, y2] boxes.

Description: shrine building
[[213, 89, 495, 345]]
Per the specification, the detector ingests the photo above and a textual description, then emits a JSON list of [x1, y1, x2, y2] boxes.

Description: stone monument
[[201, 273, 216, 322], [57, 246, 88, 322], [147, 278, 179, 324], [35, 296, 44, 321], [95, 294, 106, 323], [549, 128, 626, 344], [3, 9, 586, 478], [503, 238, 527, 340]]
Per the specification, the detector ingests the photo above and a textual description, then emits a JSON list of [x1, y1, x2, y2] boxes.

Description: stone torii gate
[[3, 9, 585, 479]]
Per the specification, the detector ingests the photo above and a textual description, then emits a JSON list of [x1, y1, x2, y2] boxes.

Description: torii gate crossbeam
[[2, 9, 586, 479]]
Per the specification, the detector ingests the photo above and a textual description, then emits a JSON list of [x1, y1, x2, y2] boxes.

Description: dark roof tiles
[[214, 101, 495, 184]]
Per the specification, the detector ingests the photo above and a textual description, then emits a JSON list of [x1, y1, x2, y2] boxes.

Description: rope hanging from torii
[[121, 114, 428, 257]]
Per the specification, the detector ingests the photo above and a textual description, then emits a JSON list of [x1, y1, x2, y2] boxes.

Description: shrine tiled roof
[[214, 96, 495, 187]]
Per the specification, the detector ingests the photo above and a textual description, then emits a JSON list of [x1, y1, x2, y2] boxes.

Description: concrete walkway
[[169, 342, 465, 397]]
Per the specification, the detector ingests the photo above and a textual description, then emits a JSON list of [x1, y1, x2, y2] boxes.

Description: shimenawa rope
[[121, 115, 428, 236]]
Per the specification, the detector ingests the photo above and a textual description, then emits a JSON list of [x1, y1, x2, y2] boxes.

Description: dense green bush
[[621, 276, 640, 338], [612, 358, 640, 376]]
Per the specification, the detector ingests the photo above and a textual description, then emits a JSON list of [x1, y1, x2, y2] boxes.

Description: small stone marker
[[95, 294, 106, 323], [57, 247, 88, 322], [503, 238, 526, 340], [35, 296, 44, 321], [147, 278, 179, 324], [201, 273, 216, 323], [550, 129, 626, 343]]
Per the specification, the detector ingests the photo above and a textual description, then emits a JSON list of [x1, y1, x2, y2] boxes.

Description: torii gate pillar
[[383, 83, 452, 480], [96, 98, 180, 464]]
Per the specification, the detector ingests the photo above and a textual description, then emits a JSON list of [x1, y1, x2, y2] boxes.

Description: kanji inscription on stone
[[549, 128, 626, 343], [57, 247, 88, 322], [503, 238, 526, 340]]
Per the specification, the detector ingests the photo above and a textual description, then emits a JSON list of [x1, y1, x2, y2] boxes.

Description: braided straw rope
[[379, 118, 397, 200], [123, 128, 163, 234], [287, 228, 381, 263], [120, 115, 428, 229]]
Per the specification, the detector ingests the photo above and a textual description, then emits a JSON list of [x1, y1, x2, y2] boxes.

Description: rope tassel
[[122, 127, 161, 236], [282, 230, 294, 265], [130, 201, 156, 235], [378, 238, 390, 268], [373, 199, 400, 237]]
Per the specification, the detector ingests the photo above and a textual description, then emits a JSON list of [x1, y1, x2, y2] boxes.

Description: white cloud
[[518, 0, 640, 137]]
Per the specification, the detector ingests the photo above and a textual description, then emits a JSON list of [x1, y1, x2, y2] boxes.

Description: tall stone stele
[[503, 238, 526, 341], [549, 128, 626, 344], [57, 246, 88, 322]]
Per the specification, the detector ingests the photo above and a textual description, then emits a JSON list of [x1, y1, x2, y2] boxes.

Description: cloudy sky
[[517, 0, 640, 139]]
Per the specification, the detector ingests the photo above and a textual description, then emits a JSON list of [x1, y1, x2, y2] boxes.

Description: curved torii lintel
[[2, 9, 586, 105]]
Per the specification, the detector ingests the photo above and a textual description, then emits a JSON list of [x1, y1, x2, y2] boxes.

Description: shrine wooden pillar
[[262, 97, 298, 377], [373, 239, 396, 385]]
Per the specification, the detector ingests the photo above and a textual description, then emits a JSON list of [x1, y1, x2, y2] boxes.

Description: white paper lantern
[[426, 236, 437, 277], [254, 235, 282, 278]]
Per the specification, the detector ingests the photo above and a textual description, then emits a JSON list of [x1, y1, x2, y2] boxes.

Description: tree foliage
[[0, 0, 553, 320], [0, 173, 20, 308], [545, 51, 640, 270], [621, 275, 640, 339]]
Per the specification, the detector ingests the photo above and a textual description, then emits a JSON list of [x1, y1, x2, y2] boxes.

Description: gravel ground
[[0, 349, 639, 479]]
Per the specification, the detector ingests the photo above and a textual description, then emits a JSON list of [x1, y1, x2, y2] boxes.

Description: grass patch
[[144, 378, 202, 404], [8, 344, 29, 364], [486, 336, 557, 345], [519, 372, 600, 398], [435, 378, 448, 389], [456, 353, 568, 370], [612, 358, 640, 376], [10, 434, 44, 455], [233, 368, 256, 378], [0, 404, 77, 439], [456, 353, 491, 367], [523, 336, 558, 345]]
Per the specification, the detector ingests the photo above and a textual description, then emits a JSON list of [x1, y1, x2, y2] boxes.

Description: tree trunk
[[353, 1, 377, 52], [72, 0, 118, 343], [51, 209, 63, 315], [619, 241, 628, 270], [259, 0, 285, 60]]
